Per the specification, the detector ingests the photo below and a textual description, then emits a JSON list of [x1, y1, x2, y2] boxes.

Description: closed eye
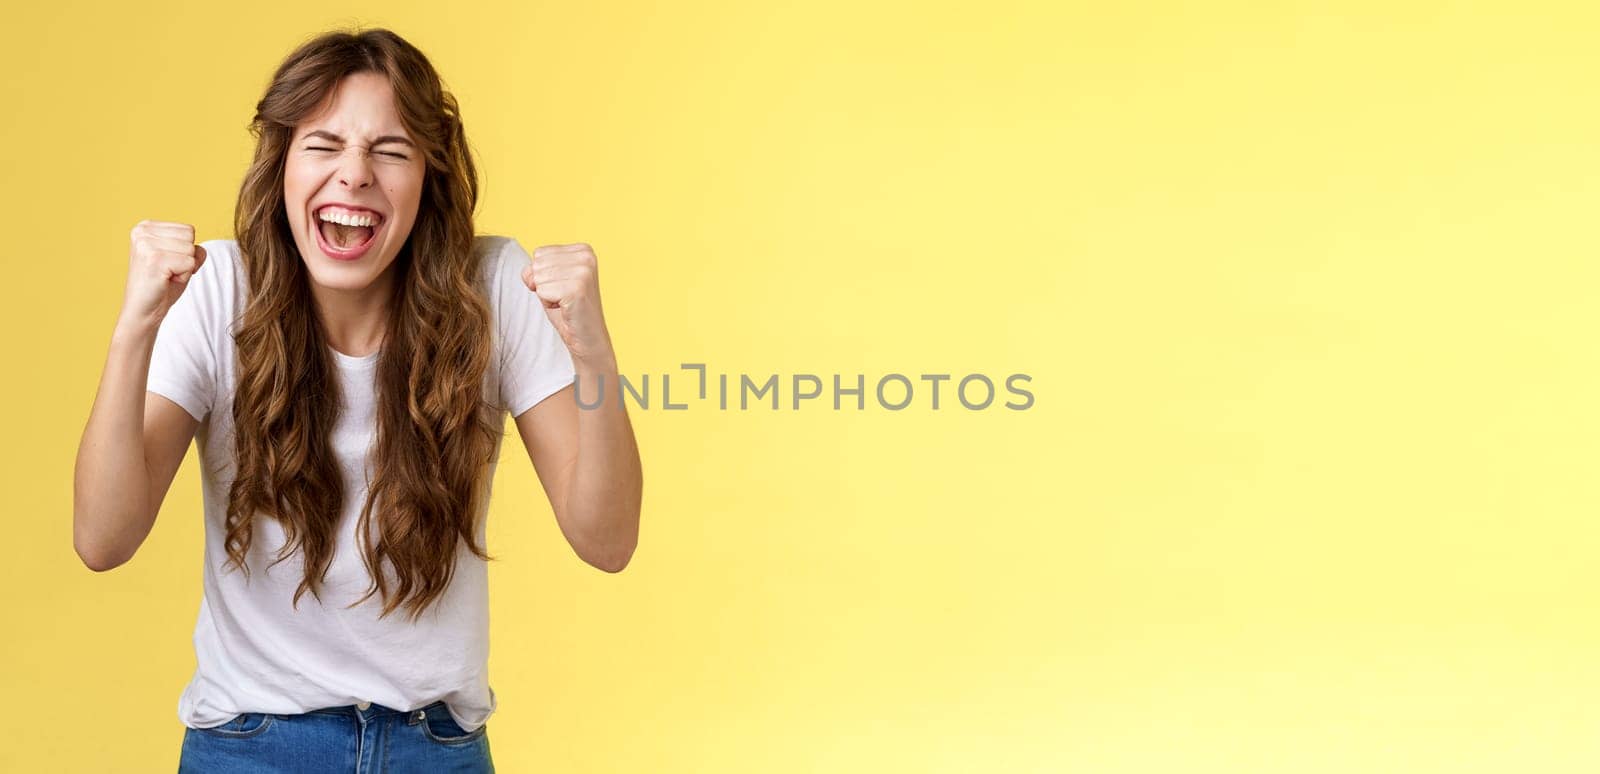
[[305, 145, 407, 159]]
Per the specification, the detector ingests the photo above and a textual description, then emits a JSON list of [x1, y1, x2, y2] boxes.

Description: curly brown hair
[[226, 27, 499, 621]]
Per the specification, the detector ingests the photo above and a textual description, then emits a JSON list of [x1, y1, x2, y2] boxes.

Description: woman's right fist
[[122, 220, 207, 329]]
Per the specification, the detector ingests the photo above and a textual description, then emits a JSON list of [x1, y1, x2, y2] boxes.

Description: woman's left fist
[[521, 242, 614, 366]]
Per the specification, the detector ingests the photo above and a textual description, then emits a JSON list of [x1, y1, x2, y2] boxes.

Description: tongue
[[321, 220, 374, 249]]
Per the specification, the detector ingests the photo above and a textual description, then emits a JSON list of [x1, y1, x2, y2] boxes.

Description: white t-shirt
[[147, 235, 575, 732]]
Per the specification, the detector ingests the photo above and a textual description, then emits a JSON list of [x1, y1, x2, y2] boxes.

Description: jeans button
[[356, 701, 371, 710]]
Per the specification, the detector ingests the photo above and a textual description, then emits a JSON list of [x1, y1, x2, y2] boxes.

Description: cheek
[[381, 167, 424, 202], [283, 174, 312, 222], [381, 185, 424, 228], [282, 158, 327, 197]]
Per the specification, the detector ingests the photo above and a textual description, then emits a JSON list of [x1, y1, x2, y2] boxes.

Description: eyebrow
[[302, 129, 416, 149]]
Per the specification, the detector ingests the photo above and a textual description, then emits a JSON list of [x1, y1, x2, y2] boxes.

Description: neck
[[311, 267, 396, 358]]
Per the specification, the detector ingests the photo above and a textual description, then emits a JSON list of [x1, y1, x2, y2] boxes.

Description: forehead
[[295, 72, 409, 139]]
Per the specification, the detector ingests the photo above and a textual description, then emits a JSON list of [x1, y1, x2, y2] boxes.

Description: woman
[[72, 27, 642, 772]]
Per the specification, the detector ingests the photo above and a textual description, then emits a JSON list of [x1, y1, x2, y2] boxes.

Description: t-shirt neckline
[[330, 346, 381, 369]]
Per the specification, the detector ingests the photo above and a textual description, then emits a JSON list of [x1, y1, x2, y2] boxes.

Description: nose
[[336, 146, 375, 190]]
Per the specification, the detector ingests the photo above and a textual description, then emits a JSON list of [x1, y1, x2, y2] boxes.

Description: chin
[[307, 262, 386, 290]]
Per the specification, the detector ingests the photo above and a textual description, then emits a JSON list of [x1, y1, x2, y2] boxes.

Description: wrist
[[573, 348, 619, 375], [112, 311, 163, 344]]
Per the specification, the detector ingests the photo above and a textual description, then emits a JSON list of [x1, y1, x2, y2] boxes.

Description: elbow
[[575, 498, 641, 574], [574, 480, 642, 574], [587, 533, 637, 574], [74, 535, 128, 573], [590, 544, 635, 574], [72, 483, 125, 572], [72, 510, 132, 573], [80, 556, 124, 573]]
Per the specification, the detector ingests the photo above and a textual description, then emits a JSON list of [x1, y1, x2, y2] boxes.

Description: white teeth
[[317, 208, 380, 228]]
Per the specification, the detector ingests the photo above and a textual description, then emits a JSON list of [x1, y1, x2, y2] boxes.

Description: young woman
[[72, 27, 642, 772]]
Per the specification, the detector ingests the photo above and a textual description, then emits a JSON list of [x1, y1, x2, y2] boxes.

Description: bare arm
[[74, 220, 207, 571], [512, 240, 642, 573], [514, 353, 643, 573], [73, 318, 199, 571]]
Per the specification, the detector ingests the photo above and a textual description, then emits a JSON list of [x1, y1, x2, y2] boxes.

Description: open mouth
[[314, 205, 385, 258]]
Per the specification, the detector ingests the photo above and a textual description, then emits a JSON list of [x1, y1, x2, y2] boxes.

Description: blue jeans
[[178, 700, 494, 773]]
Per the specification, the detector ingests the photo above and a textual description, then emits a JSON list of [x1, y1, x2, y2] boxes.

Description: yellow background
[[3, 1, 1596, 771]]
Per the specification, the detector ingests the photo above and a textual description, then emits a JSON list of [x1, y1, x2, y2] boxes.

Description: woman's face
[[283, 71, 423, 293]]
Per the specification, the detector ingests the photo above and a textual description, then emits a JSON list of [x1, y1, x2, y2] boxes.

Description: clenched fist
[[122, 220, 207, 330], [521, 242, 615, 366]]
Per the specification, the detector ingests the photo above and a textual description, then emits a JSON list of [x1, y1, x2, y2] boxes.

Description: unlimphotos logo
[[571, 363, 1034, 411]]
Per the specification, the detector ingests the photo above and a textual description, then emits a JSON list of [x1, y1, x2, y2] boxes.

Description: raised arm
[[73, 221, 208, 571], [512, 241, 642, 572]]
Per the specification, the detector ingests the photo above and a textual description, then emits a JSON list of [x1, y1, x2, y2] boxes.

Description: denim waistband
[[305, 699, 446, 721]]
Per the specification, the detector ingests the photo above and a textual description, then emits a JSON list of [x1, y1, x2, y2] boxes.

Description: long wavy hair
[[225, 27, 500, 621]]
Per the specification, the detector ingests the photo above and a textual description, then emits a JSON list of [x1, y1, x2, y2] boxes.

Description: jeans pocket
[[195, 712, 276, 739], [414, 703, 486, 746]]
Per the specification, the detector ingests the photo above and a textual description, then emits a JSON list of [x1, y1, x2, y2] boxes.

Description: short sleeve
[[147, 239, 226, 423], [495, 237, 578, 417]]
